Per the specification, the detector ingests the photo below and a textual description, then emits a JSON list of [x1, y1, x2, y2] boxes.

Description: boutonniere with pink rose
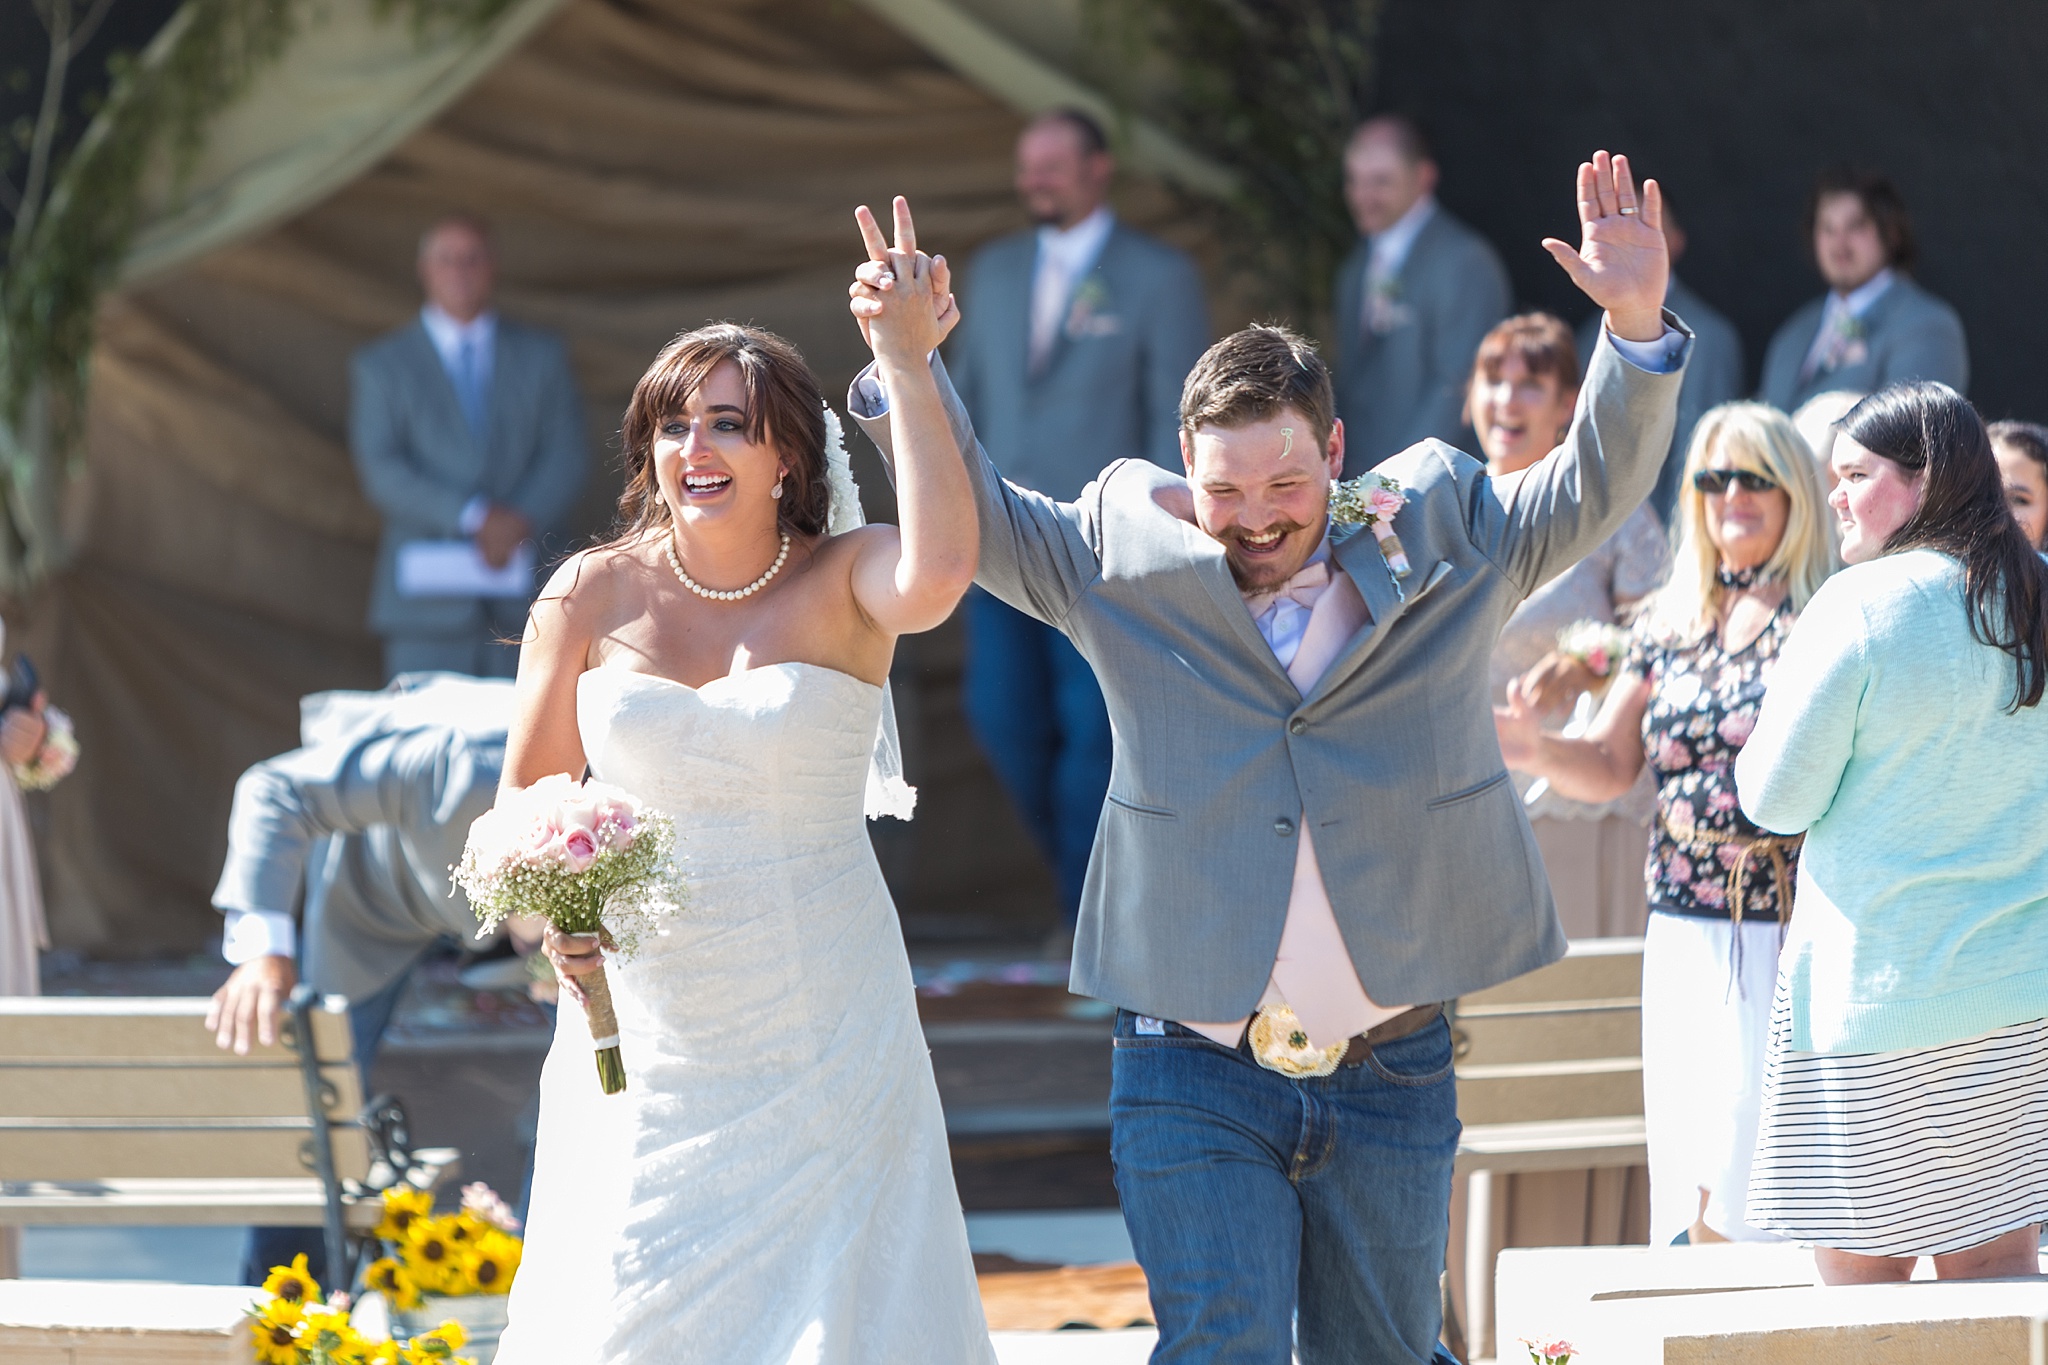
[[1328, 471, 1412, 580], [1064, 277, 1121, 339], [455, 774, 686, 1094]]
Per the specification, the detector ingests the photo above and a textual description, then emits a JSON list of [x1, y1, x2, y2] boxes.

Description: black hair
[[1840, 383, 2048, 709]]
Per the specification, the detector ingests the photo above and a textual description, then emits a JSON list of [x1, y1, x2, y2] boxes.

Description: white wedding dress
[[495, 663, 994, 1365]]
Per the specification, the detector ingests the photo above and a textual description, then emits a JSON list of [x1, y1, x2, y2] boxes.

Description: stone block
[[0, 1279, 251, 1364]]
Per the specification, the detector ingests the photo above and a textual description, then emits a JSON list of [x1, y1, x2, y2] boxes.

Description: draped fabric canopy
[[27, 0, 1207, 953]]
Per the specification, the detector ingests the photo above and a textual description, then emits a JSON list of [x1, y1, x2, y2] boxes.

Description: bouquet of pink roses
[[455, 774, 683, 1094]]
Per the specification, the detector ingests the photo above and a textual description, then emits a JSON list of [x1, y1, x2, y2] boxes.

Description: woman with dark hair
[[495, 201, 996, 1362], [1738, 381, 2048, 1284], [1988, 419, 2048, 551]]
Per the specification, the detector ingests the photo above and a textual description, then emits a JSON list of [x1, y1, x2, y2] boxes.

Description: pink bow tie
[[1244, 559, 1332, 619]]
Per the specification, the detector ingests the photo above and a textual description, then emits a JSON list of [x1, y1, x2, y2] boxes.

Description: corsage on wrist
[[1554, 620, 1629, 681]]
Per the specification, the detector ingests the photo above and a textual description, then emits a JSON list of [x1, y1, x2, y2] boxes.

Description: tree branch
[[10, 0, 75, 268], [69, 0, 120, 58]]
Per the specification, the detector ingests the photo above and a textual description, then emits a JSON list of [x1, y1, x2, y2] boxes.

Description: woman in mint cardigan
[[1736, 382, 2048, 1284]]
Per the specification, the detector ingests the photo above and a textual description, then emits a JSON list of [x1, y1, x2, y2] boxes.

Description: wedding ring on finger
[[1619, 205, 1638, 215]]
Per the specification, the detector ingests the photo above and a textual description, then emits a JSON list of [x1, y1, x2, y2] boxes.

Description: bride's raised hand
[[849, 196, 957, 364]]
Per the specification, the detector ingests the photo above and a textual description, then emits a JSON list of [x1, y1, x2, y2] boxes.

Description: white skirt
[[1640, 910, 1786, 1243], [1747, 984, 2048, 1257]]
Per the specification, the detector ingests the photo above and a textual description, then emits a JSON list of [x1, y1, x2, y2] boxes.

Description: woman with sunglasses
[[1738, 383, 2048, 1284], [1497, 402, 1838, 1246]]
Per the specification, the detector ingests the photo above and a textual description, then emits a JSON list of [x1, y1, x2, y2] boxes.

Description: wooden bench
[[1450, 936, 1646, 1359], [0, 988, 457, 1282]]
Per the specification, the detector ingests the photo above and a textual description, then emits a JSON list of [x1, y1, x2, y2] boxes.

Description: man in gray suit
[[350, 215, 588, 680], [946, 109, 1210, 940], [1332, 114, 1511, 473], [1578, 198, 1744, 524], [1759, 169, 1968, 413], [204, 672, 517, 1284], [854, 154, 1686, 1363]]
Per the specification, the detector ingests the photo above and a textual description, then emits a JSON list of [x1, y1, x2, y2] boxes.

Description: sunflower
[[401, 1319, 468, 1363], [363, 1255, 423, 1311], [400, 1220, 464, 1296], [466, 1230, 523, 1295], [299, 1304, 364, 1361], [261, 1253, 322, 1308], [375, 1187, 435, 1244], [248, 1298, 304, 1365]]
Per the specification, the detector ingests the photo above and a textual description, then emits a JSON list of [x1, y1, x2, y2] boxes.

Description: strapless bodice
[[576, 661, 883, 858]]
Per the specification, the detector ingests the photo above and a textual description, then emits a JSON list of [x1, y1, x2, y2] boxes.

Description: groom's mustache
[[1218, 519, 1311, 548]]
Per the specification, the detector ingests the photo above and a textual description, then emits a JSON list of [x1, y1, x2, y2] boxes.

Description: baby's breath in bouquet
[[455, 774, 683, 1094]]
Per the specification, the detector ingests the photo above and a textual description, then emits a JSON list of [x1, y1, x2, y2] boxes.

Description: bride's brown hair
[[610, 324, 830, 545]]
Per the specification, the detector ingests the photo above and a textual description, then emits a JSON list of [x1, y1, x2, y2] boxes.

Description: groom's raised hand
[[1541, 151, 1668, 343], [850, 196, 957, 366]]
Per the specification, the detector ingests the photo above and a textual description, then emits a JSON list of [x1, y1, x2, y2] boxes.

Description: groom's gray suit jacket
[[855, 320, 1689, 1020]]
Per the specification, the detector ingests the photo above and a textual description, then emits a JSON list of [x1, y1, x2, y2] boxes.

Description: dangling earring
[[772, 472, 785, 500]]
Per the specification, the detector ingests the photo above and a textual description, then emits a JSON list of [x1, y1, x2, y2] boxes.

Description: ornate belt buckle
[[1248, 1004, 1347, 1078]]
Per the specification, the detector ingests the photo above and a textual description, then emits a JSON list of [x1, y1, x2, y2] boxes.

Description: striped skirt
[[1747, 984, 2048, 1256]]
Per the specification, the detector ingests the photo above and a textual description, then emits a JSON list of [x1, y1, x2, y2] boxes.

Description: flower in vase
[[261, 1253, 321, 1307], [401, 1319, 469, 1364], [402, 1220, 466, 1296], [248, 1298, 304, 1365], [376, 1187, 435, 1244], [467, 1230, 523, 1295], [365, 1256, 422, 1311]]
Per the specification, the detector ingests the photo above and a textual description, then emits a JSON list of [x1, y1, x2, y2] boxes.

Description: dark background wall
[[1375, 0, 2048, 421]]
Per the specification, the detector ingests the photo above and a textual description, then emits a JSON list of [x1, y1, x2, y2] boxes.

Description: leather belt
[[1239, 1001, 1443, 1070]]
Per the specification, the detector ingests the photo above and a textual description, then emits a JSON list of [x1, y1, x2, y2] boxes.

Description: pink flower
[[1717, 711, 1756, 746], [1708, 789, 1738, 813], [556, 827, 599, 873], [1366, 487, 1405, 520]]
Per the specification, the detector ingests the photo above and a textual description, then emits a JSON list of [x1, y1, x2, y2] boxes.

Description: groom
[[852, 154, 1686, 1362]]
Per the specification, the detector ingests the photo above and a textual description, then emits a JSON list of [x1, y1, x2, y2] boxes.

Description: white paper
[[395, 539, 535, 598]]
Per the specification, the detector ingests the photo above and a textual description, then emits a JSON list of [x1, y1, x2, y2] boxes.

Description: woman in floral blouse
[[1497, 402, 1838, 1246]]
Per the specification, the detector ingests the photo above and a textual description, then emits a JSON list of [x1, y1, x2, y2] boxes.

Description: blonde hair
[[1645, 401, 1839, 643]]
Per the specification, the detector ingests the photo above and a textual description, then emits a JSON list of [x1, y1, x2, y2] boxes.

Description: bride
[[493, 201, 995, 1363]]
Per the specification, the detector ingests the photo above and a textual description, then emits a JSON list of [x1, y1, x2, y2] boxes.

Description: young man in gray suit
[[203, 672, 518, 1284], [350, 215, 588, 681], [946, 110, 1210, 942], [853, 153, 1687, 1363], [1332, 114, 1511, 474], [1578, 197, 1744, 524], [1759, 170, 1968, 413]]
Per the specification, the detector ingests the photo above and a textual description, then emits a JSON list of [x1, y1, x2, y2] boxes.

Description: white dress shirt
[[1028, 206, 1116, 373], [421, 304, 500, 534], [1799, 267, 1895, 381], [1366, 194, 1438, 289]]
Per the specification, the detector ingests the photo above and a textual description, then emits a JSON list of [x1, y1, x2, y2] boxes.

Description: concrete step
[[1496, 1243, 2048, 1364]]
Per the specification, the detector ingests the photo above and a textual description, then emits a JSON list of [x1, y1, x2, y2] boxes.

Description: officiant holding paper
[[351, 214, 588, 678]]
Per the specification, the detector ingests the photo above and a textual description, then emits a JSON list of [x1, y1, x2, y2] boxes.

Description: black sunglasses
[[1693, 468, 1779, 495]]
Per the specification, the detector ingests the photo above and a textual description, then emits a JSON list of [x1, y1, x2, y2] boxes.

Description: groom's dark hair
[[1180, 325, 1335, 447]]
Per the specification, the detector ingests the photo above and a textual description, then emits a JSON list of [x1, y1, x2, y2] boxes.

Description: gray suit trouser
[[381, 598, 528, 681]]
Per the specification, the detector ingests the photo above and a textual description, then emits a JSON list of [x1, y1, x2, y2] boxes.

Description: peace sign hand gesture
[[1541, 151, 1669, 344], [849, 196, 958, 369]]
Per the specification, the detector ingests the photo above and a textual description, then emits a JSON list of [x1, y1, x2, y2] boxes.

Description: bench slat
[[0, 1063, 363, 1121], [0, 1178, 385, 1228], [1456, 1057, 1643, 1126], [1456, 1008, 1641, 1066], [0, 998, 353, 1065], [1455, 1116, 1648, 1175], [0, 1125, 371, 1182], [1462, 941, 1643, 1009]]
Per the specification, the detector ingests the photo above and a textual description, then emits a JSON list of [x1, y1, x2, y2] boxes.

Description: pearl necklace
[[666, 532, 790, 601]]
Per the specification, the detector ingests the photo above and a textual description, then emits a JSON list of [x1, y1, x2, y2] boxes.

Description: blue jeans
[[1110, 1010, 1463, 1364], [242, 960, 418, 1286], [961, 589, 1112, 925]]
